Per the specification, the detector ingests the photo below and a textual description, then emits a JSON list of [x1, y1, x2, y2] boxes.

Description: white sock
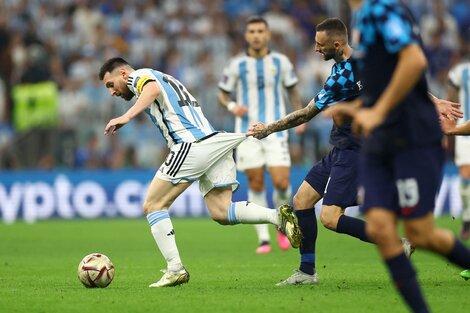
[[147, 210, 182, 271], [226, 201, 278, 225], [461, 180, 470, 222], [273, 185, 292, 209], [248, 190, 271, 243]]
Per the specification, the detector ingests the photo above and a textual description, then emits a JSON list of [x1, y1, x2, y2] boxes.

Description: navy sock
[[336, 215, 372, 243], [446, 239, 470, 268], [385, 253, 429, 313], [296, 208, 317, 275]]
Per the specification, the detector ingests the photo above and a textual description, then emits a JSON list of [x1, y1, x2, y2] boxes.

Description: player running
[[328, 0, 470, 311], [218, 16, 305, 254], [98, 57, 301, 287], [248, 17, 414, 285]]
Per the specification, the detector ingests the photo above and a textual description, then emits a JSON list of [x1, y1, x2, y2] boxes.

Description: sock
[[147, 210, 182, 271], [446, 239, 470, 268], [336, 215, 373, 243], [226, 201, 277, 225], [461, 179, 470, 223], [273, 185, 292, 209], [248, 190, 271, 243], [296, 208, 317, 275], [385, 253, 429, 313]]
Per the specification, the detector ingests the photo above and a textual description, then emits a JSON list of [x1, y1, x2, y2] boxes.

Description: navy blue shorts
[[359, 144, 444, 218], [304, 147, 359, 208]]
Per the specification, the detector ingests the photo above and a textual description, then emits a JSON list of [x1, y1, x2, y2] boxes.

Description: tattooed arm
[[247, 99, 321, 139]]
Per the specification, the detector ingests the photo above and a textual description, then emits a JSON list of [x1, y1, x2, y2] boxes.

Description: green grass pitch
[[0, 217, 468, 313]]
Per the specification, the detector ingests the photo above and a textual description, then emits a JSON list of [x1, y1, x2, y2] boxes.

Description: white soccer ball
[[77, 253, 115, 288]]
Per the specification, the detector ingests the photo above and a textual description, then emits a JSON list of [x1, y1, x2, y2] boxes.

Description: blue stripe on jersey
[[464, 68, 469, 121], [273, 57, 283, 138], [256, 59, 266, 123], [152, 70, 207, 141], [240, 61, 249, 132]]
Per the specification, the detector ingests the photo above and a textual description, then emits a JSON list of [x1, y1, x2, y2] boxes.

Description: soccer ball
[[77, 253, 115, 288]]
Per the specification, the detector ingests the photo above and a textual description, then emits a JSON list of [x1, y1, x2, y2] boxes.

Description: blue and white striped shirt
[[218, 51, 298, 137], [127, 68, 215, 148]]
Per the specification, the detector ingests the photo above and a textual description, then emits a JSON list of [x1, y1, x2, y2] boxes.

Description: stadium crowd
[[0, 0, 469, 169]]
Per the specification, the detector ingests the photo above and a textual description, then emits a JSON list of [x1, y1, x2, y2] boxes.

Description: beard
[[121, 89, 134, 101]]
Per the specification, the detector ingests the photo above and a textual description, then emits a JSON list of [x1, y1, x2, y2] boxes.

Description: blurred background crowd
[[0, 0, 469, 170]]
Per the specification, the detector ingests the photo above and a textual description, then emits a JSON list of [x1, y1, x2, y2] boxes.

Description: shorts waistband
[[194, 131, 219, 143]]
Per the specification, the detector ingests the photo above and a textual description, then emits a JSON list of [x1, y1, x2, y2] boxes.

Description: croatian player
[[218, 16, 305, 254], [248, 18, 413, 285], [329, 1, 470, 311], [99, 57, 301, 287]]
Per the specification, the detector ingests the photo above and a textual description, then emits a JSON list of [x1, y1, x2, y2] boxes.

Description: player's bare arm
[[286, 85, 307, 134], [247, 99, 320, 139], [353, 44, 427, 136], [217, 89, 248, 117], [105, 82, 161, 136]]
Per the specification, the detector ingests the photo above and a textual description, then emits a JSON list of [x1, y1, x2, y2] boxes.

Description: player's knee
[[366, 220, 393, 244], [319, 208, 341, 230], [272, 178, 289, 191]]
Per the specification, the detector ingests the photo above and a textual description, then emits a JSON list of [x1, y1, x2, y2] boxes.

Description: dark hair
[[98, 57, 130, 80], [316, 18, 348, 39], [245, 16, 269, 28]]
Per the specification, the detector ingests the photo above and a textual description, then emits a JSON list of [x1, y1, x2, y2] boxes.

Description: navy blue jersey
[[315, 59, 362, 150], [351, 0, 442, 153]]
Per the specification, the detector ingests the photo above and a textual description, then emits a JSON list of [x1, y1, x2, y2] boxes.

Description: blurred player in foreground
[[218, 16, 305, 254], [99, 57, 301, 287], [327, 0, 470, 311]]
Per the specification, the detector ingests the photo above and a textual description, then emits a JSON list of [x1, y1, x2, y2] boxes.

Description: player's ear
[[119, 68, 127, 79]]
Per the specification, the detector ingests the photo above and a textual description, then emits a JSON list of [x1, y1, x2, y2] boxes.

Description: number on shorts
[[396, 178, 419, 208]]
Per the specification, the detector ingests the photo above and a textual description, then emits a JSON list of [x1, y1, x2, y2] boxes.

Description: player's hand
[[247, 122, 270, 139], [352, 107, 385, 137], [433, 97, 463, 121], [439, 117, 457, 136], [104, 115, 130, 136], [230, 104, 249, 117], [294, 123, 306, 135]]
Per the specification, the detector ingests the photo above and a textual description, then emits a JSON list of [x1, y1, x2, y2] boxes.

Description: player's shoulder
[[226, 52, 248, 66], [269, 50, 290, 61], [450, 62, 470, 74], [366, 0, 404, 16]]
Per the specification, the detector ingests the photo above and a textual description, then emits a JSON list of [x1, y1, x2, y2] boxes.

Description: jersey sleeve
[[218, 59, 239, 93], [448, 64, 462, 88], [314, 70, 347, 110], [371, 2, 418, 54], [281, 56, 298, 88], [127, 69, 156, 97]]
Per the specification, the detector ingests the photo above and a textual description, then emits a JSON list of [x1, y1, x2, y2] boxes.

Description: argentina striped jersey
[[449, 62, 470, 127], [127, 68, 215, 148], [218, 51, 298, 137]]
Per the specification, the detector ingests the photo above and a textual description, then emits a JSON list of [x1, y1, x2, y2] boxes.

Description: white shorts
[[156, 132, 246, 196], [455, 136, 470, 166], [236, 136, 291, 171]]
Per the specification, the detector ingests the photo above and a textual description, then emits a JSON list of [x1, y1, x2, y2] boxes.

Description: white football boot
[[149, 267, 190, 287], [276, 270, 318, 286]]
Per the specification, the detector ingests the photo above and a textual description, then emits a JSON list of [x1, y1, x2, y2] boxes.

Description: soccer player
[[248, 17, 414, 285], [327, 0, 470, 311], [446, 61, 470, 240], [98, 57, 301, 287], [218, 16, 305, 254]]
